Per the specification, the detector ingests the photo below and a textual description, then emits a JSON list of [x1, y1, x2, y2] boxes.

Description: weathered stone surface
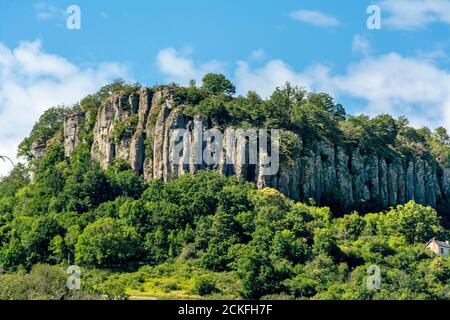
[[415, 161, 426, 204], [64, 112, 85, 157], [336, 146, 354, 208], [79, 86, 449, 212], [30, 138, 48, 159], [406, 161, 415, 201], [129, 88, 152, 175], [91, 98, 118, 168], [443, 167, 450, 199]]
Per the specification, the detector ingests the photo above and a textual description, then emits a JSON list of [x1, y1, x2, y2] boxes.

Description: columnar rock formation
[[63, 87, 450, 212], [63, 112, 85, 156]]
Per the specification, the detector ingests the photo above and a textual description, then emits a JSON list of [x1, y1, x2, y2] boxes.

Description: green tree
[[234, 245, 283, 299], [18, 107, 66, 160], [0, 163, 30, 197], [75, 218, 141, 267], [271, 230, 308, 264], [202, 74, 236, 95], [383, 201, 442, 244], [312, 228, 340, 258], [202, 210, 240, 271]]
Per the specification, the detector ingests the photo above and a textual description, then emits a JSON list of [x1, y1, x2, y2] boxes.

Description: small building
[[426, 238, 450, 256]]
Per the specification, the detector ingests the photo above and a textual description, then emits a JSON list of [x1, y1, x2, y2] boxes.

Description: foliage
[[18, 107, 66, 160], [202, 73, 236, 96], [113, 115, 139, 143], [75, 218, 141, 267], [0, 264, 101, 300], [95, 79, 142, 104], [1, 78, 450, 300], [192, 275, 220, 296]]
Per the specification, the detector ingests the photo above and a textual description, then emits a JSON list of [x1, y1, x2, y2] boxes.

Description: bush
[[75, 218, 141, 267], [192, 276, 220, 296]]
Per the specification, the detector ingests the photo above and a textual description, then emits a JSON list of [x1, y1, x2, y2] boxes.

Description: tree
[[383, 201, 442, 244], [341, 114, 398, 154], [18, 107, 67, 160], [144, 227, 168, 264], [433, 127, 450, 146], [64, 164, 113, 212], [312, 228, 340, 258], [0, 163, 30, 197], [185, 94, 230, 119], [430, 127, 450, 164], [225, 91, 265, 126], [75, 218, 141, 267], [264, 83, 306, 128], [96, 79, 141, 102], [202, 74, 236, 95], [107, 161, 145, 199], [307, 92, 346, 120], [335, 212, 366, 243], [202, 210, 240, 271], [283, 274, 318, 298], [271, 230, 308, 264], [0, 237, 27, 271], [234, 245, 282, 299], [192, 275, 219, 296]]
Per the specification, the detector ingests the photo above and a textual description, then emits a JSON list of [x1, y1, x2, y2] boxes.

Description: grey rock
[[63, 112, 85, 157], [84, 87, 449, 212]]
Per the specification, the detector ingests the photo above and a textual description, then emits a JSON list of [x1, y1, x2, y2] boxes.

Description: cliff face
[[64, 112, 85, 157], [64, 88, 450, 212]]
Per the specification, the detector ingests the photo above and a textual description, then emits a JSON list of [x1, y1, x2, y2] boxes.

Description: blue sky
[[1, 0, 450, 175]]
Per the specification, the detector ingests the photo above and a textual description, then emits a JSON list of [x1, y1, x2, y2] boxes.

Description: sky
[[0, 0, 450, 176]]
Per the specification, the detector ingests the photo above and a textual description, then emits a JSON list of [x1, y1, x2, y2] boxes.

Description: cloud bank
[[380, 0, 450, 29], [0, 40, 129, 176], [34, 2, 66, 22], [235, 53, 450, 131], [156, 47, 224, 85], [290, 9, 341, 27], [157, 47, 450, 134]]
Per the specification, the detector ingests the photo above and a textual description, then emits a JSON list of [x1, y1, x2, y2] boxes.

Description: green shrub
[[192, 276, 219, 296]]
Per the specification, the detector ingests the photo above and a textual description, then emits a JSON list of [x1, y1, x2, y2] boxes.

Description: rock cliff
[[64, 87, 450, 213], [64, 112, 85, 157]]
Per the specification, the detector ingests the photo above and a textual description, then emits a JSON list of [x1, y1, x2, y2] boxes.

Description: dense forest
[[0, 75, 449, 300]]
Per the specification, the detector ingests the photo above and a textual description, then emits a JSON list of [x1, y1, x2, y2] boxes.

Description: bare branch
[[0, 155, 15, 167]]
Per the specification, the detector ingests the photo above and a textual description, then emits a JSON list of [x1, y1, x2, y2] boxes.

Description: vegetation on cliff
[[0, 75, 449, 300]]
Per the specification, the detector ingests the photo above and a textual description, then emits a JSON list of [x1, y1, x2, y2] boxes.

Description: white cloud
[[380, 0, 450, 29], [155, 47, 450, 133], [235, 53, 450, 132], [332, 53, 450, 128], [235, 60, 315, 98], [156, 47, 224, 85], [0, 40, 129, 177], [34, 2, 66, 22], [352, 35, 371, 55], [250, 49, 267, 62], [290, 9, 341, 27]]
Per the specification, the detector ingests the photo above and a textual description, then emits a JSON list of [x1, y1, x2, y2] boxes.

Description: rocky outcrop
[[30, 138, 48, 159], [64, 112, 85, 156], [63, 87, 449, 213]]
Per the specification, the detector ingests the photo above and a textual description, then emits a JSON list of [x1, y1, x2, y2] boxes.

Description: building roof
[[427, 238, 450, 248]]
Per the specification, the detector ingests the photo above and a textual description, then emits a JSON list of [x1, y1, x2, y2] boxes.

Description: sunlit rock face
[[64, 112, 85, 157], [63, 87, 449, 213]]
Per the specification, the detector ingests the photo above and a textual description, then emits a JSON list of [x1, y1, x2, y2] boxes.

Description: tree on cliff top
[[17, 107, 67, 160], [202, 73, 236, 96]]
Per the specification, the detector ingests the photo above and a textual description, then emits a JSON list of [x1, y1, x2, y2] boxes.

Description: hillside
[[0, 75, 450, 300], [22, 76, 450, 218]]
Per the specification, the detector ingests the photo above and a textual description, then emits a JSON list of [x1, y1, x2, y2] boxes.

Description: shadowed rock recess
[[62, 87, 449, 214]]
